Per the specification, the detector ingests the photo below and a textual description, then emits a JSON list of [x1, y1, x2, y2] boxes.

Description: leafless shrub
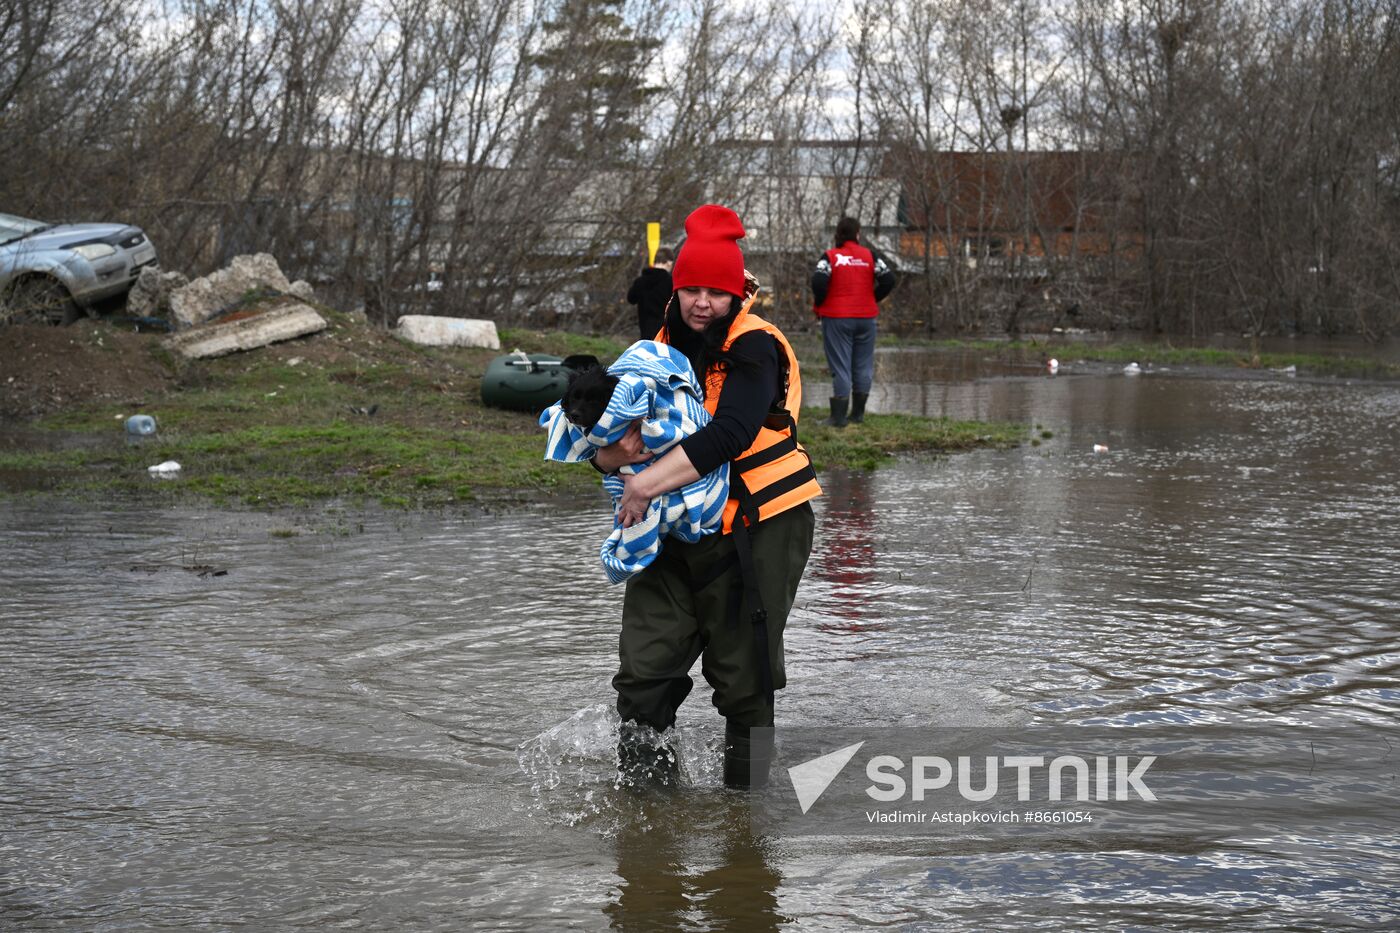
[[2, 0, 1394, 337]]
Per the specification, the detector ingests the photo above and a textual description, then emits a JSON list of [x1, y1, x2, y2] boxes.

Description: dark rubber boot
[[618, 735, 680, 788], [824, 396, 849, 428], [850, 392, 869, 424], [722, 721, 773, 790]]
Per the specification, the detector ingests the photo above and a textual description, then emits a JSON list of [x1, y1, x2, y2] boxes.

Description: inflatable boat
[[480, 350, 600, 412]]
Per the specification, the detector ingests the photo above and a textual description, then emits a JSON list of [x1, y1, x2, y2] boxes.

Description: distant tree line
[[2, 0, 1395, 338]]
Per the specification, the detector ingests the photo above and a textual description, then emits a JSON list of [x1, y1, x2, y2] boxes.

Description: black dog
[[562, 365, 620, 433]]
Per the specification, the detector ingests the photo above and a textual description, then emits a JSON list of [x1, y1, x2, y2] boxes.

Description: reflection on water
[[810, 469, 880, 637], [3, 354, 1398, 929], [607, 796, 786, 933]]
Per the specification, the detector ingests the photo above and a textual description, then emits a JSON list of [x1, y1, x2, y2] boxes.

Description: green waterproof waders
[[613, 502, 816, 736]]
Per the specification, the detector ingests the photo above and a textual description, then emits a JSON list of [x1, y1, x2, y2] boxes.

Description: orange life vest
[[662, 293, 822, 533]]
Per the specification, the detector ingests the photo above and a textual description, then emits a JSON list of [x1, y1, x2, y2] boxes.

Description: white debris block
[[127, 267, 189, 319], [169, 253, 298, 328], [395, 315, 500, 350], [163, 301, 328, 359]]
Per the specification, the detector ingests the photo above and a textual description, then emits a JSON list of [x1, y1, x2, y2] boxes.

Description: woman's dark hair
[[834, 216, 861, 246]]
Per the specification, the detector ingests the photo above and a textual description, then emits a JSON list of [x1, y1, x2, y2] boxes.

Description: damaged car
[[0, 211, 158, 325]]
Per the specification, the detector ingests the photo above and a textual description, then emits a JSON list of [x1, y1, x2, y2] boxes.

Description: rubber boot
[[722, 720, 773, 790], [850, 392, 869, 424], [618, 734, 680, 789], [824, 396, 849, 428]]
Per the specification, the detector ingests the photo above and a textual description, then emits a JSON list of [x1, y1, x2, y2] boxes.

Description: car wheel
[[2, 276, 81, 326]]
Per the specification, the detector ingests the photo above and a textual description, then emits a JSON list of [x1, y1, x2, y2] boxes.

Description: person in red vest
[[811, 216, 897, 427]]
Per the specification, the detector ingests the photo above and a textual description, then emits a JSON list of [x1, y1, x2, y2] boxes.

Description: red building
[[885, 146, 1143, 276]]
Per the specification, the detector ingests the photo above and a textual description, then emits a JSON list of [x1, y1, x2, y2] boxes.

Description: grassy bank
[[798, 412, 1023, 471], [1, 316, 1025, 508], [881, 336, 1400, 378]]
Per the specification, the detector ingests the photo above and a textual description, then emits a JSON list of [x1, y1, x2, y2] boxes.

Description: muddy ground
[[0, 309, 610, 423], [1, 321, 177, 418]]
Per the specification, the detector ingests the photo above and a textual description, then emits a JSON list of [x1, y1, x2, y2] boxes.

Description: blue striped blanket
[[539, 340, 730, 584]]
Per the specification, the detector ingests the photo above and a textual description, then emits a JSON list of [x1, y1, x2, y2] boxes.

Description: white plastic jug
[[125, 414, 157, 435]]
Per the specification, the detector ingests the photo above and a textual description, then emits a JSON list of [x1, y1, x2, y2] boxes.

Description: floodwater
[[3, 350, 1399, 930]]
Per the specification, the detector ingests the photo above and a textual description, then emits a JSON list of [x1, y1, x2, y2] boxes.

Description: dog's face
[[562, 366, 619, 432]]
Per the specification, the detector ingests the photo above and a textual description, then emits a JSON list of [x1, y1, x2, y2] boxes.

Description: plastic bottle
[[125, 414, 157, 435]]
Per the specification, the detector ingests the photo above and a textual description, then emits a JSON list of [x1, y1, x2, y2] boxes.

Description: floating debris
[[128, 563, 228, 577], [1123, 362, 1142, 376]]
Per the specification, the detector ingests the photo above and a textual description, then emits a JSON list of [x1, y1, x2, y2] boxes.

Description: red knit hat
[[671, 204, 746, 296]]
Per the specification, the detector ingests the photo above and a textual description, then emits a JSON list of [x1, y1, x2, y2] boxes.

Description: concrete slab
[[169, 253, 298, 329], [163, 301, 328, 359], [396, 315, 500, 349]]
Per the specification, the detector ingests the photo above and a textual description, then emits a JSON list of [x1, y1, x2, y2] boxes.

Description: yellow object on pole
[[646, 222, 660, 265]]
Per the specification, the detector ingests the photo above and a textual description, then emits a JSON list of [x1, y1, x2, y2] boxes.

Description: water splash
[[517, 703, 622, 796], [514, 704, 726, 832]]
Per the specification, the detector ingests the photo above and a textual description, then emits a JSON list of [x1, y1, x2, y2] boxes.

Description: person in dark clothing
[[811, 216, 897, 426], [627, 246, 674, 339], [596, 204, 821, 791]]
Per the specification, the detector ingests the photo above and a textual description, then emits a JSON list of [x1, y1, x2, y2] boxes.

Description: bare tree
[[2, 0, 1395, 337]]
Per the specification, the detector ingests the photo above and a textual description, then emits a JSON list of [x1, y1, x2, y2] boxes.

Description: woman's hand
[[617, 473, 651, 528], [616, 445, 702, 528], [594, 421, 650, 473]]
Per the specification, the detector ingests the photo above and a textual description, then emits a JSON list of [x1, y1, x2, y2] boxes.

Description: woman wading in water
[[595, 204, 821, 788]]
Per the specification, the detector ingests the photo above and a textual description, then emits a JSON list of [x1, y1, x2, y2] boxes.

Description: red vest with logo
[[815, 242, 879, 318]]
